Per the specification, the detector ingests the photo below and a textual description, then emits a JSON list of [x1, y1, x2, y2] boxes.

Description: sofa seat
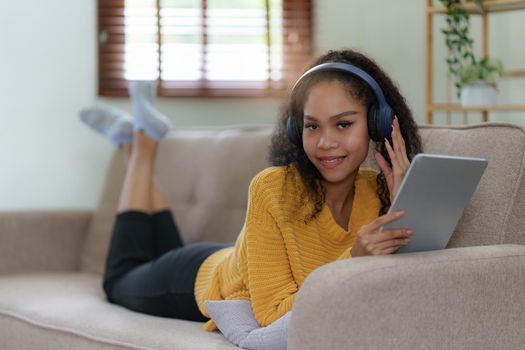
[[0, 273, 237, 350]]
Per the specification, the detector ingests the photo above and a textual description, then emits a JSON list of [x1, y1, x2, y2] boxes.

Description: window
[[98, 0, 312, 97]]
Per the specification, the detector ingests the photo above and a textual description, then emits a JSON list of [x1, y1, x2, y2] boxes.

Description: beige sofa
[[1, 123, 524, 349]]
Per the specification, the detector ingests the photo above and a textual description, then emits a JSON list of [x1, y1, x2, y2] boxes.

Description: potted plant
[[440, 0, 504, 106], [458, 57, 503, 105]]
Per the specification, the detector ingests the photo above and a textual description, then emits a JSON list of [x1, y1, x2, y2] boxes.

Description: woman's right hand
[[350, 211, 413, 257]]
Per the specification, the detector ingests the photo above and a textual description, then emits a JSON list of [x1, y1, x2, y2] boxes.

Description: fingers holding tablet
[[351, 211, 413, 257]]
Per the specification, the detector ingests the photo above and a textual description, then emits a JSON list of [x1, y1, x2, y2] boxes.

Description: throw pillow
[[205, 300, 290, 350]]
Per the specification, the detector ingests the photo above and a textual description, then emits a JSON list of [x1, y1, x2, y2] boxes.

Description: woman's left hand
[[373, 115, 410, 203]]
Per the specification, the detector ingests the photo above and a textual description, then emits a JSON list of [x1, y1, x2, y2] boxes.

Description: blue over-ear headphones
[[286, 62, 394, 146]]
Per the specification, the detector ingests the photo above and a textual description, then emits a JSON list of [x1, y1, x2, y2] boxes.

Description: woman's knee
[[102, 274, 117, 302]]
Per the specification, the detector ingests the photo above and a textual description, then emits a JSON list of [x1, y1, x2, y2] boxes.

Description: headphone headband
[[292, 62, 388, 106]]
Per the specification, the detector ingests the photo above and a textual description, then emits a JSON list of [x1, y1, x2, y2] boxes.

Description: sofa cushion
[[81, 123, 525, 275], [81, 126, 273, 274], [0, 273, 237, 350]]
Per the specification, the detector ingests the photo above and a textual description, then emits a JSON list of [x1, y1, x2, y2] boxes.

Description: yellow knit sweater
[[194, 166, 381, 331]]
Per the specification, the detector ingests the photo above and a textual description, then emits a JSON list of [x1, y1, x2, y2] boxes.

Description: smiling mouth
[[318, 156, 346, 169]]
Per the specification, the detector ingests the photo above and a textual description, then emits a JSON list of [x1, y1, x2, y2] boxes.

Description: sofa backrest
[[413, 123, 525, 250], [81, 126, 273, 274], [80, 123, 525, 274]]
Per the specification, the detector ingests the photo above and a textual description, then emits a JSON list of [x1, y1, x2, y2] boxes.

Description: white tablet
[[380, 153, 487, 254]]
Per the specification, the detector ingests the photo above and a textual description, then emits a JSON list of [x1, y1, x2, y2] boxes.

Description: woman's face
[[302, 80, 370, 186]]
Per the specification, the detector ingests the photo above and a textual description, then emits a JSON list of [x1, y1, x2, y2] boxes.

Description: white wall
[[1, 0, 524, 210], [0, 0, 100, 210]]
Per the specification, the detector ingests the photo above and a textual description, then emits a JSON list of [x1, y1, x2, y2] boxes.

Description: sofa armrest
[[288, 244, 525, 350], [0, 211, 92, 274]]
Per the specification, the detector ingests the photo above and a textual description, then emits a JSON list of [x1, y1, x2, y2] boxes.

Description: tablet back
[[381, 153, 487, 254]]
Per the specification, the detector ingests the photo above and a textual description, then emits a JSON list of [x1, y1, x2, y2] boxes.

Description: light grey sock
[[79, 104, 133, 146], [128, 81, 172, 142]]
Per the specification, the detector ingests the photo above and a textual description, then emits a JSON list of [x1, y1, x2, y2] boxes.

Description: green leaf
[[474, 0, 484, 8], [440, 0, 480, 86]]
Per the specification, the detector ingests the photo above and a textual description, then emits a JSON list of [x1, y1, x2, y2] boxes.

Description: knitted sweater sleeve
[[244, 171, 299, 327]]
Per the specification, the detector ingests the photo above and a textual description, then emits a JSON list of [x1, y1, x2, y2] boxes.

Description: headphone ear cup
[[286, 116, 302, 146], [379, 105, 394, 143], [367, 104, 381, 142]]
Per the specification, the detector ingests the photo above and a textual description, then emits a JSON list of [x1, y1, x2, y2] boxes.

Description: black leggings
[[103, 210, 232, 321]]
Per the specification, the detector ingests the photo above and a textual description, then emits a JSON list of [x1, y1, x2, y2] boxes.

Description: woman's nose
[[317, 130, 338, 149]]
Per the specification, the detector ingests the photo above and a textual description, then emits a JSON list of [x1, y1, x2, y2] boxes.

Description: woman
[[81, 48, 422, 332]]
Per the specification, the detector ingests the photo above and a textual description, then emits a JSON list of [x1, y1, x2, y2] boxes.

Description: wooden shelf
[[428, 0, 525, 14], [429, 103, 525, 112], [503, 70, 525, 78], [425, 0, 525, 124]]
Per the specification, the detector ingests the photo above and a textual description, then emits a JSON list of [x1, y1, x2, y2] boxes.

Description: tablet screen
[[380, 153, 487, 254]]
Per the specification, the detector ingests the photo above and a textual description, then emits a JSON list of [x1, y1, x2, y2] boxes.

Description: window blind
[[98, 0, 312, 97]]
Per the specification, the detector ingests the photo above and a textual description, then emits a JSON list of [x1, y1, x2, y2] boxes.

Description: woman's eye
[[337, 121, 353, 128], [304, 124, 318, 131]]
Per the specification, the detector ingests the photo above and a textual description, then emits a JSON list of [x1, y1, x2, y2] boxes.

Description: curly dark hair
[[269, 49, 423, 221]]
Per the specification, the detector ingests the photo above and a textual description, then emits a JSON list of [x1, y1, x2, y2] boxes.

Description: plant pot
[[460, 82, 497, 106]]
